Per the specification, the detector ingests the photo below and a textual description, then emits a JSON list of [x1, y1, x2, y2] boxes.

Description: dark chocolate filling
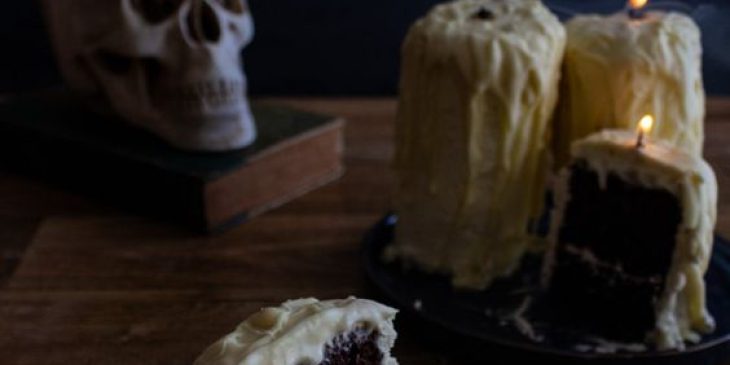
[[319, 327, 383, 365], [548, 161, 682, 341]]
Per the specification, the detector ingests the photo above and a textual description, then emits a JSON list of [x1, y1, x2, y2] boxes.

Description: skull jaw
[[136, 103, 258, 152], [94, 65, 258, 152]]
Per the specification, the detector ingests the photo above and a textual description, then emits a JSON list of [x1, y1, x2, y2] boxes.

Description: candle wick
[[636, 131, 645, 149], [628, 7, 646, 20]]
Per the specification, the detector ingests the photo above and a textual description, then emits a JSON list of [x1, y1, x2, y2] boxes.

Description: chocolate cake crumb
[[320, 327, 383, 365]]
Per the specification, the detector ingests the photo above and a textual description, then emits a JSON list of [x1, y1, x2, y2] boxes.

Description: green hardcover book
[[0, 90, 344, 233]]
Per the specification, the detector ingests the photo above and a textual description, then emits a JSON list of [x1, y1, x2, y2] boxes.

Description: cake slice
[[194, 297, 398, 365], [543, 130, 717, 350]]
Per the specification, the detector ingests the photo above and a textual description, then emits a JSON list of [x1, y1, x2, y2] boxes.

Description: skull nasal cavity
[[187, 1, 221, 44]]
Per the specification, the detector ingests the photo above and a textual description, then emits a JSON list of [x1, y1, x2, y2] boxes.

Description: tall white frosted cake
[[544, 130, 717, 350], [390, 0, 566, 289], [194, 298, 399, 365]]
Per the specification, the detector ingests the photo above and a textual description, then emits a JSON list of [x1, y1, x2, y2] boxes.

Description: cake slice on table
[[543, 129, 717, 350], [194, 297, 398, 365]]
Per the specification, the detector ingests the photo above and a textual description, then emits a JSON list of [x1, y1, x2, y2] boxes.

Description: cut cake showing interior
[[194, 297, 398, 365], [543, 130, 717, 350]]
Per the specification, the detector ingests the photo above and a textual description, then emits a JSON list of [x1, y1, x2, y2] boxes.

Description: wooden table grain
[[1, 97, 730, 365]]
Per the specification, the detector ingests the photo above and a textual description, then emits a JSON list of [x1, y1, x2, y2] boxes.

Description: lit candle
[[553, 0, 704, 168], [628, 0, 648, 19], [636, 114, 654, 149]]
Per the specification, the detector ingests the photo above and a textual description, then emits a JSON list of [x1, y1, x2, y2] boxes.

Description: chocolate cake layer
[[561, 162, 681, 277], [320, 327, 383, 365], [550, 248, 663, 340], [549, 162, 682, 340]]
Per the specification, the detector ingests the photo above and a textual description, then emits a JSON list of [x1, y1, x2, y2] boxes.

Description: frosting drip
[[194, 298, 398, 365], [553, 11, 705, 168], [548, 130, 717, 350], [391, 0, 566, 289]]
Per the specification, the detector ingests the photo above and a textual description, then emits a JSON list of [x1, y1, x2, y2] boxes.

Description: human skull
[[43, 0, 257, 151]]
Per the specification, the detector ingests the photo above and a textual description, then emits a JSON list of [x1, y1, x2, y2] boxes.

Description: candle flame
[[638, 115, 654, 134], [629, 0, 648, 10]]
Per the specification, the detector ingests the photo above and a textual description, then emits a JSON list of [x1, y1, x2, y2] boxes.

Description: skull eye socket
[[130, 0, 184, 23], [217, 0, 246, 14], [95, 51, 133, 75]]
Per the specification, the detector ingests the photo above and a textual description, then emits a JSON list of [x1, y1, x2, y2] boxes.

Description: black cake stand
[[362, 214, 730, 365]]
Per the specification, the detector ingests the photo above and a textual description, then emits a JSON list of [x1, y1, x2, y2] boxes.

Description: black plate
[[363, 214, 730, 364]]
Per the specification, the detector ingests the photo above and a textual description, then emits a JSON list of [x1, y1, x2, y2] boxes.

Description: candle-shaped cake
[[391, 0, 566, 289], [544, 127, 717, 350], [552, 1, 705, 168]]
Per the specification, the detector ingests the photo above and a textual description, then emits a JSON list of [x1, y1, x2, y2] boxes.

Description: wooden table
[[1, 98, 730, 364]]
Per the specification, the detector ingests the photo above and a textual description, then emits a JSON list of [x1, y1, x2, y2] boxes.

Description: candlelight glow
[[629, 0, 648, 10], [635, 114, 654, 148], [638, 115, 654, 134]]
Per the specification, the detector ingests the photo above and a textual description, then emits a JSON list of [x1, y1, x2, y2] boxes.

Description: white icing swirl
[[194, 297, 399, 365]]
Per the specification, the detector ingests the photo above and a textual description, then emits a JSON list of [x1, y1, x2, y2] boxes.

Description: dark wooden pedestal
[[0, 91, 344, 233]]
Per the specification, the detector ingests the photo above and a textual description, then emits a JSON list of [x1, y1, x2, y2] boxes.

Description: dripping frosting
[[391, 0, 566, 289]]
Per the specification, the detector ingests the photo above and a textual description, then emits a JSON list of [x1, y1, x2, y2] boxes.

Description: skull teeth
[[162, 80, 245, 110], [178, 81, 244, 99]]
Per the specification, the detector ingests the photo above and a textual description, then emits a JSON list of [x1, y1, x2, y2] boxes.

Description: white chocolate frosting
[[391, 0, 566, 289], [547, 130, 717, 350], [194, 298, 399, 365], [553, 11, 705, 168]]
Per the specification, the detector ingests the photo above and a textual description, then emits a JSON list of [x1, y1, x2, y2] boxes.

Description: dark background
[[2, 0, 729, 96]]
